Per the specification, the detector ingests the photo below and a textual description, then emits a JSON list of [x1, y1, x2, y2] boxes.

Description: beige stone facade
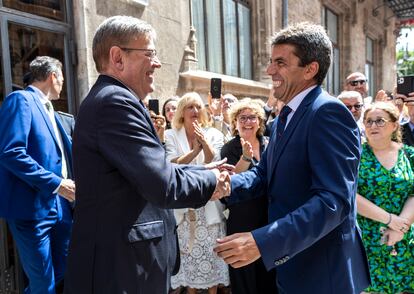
[[73, 0, 398, 106]]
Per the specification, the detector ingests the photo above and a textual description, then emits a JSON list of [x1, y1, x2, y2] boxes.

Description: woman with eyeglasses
[[220, 98, 277, 294], [165, 92, 229, 294], [356, 102, 414, 293]]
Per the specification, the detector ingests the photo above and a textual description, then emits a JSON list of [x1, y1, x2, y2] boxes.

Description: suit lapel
[[55, 114, 73, 178], [176, 127, 191, 155], [268, 87, 321, 181], [405, 124, 414, 145], [27, 89, 60, 148]]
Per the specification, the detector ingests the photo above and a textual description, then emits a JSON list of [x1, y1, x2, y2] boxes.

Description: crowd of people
[[0, 15, 413, 294]]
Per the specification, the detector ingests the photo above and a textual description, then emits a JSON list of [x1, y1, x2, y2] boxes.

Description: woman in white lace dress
[[165, 92, 229, 294]]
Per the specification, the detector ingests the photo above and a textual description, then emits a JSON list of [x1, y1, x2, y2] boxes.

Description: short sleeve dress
[[357, 143, 414, 293]]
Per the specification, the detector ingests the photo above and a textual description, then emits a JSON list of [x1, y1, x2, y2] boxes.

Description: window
[[322, 7, 340, 95], [365, 37, 374, 98], [8, 23, 68, 111], [3, 0, 67, 22], [0, 3, 76, 112], [191, 0, 252, 79]]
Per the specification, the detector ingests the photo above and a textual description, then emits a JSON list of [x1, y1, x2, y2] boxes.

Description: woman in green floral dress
[[357, 102, 414, 294]]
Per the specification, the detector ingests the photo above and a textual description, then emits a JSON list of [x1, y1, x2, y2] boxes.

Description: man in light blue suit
[[0, 56, 75, 294], [215, 23, 371, 293]]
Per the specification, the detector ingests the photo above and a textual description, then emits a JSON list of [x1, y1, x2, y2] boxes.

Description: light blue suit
[[0, 86, 73, 294], [228, 86, 371, 293]]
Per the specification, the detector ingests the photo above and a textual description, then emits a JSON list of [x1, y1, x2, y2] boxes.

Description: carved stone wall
[[74, 0, 397, 105]]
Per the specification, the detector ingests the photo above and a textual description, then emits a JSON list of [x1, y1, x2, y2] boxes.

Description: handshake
[[205, 158, 234, 201]]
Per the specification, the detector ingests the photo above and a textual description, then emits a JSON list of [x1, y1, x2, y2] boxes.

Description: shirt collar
[[409, 121, 414, 131], [286, 85, 317, 113], [101, 74, 142, 101], [27, 85, 49, 105]]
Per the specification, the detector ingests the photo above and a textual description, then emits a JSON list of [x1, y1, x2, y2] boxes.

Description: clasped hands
[[381, 213, 410, 246], [205, 158, 234, 201]]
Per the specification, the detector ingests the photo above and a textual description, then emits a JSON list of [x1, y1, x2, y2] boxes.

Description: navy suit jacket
[[229, 86, 370, 293], [64, 75, 217, 294], [0, 87, 72, 220], [401, 122, 414, 147]]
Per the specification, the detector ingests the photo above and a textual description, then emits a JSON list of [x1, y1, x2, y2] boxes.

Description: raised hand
[[208, 92, 223, 117], [193, 121, 207, 146], [240, 137, 253, 160], [374, 89, 388, 102], [214, 232, 261, 268]]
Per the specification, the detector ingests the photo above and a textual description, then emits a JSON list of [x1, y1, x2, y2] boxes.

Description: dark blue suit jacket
[[230, 86, 370, 293], [0, 87, 72, 220], [64, 75, 217, 294]]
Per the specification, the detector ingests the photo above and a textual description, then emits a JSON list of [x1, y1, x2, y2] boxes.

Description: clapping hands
[[240, 138, 253, 160]]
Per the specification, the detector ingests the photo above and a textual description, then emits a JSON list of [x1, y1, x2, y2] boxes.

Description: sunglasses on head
[[348, 79, 367, 86]]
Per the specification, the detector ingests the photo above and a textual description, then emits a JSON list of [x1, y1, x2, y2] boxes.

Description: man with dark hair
[[215, 22, 370, 293], [64, 16, 230, 294], [0, 56, 75, 294]]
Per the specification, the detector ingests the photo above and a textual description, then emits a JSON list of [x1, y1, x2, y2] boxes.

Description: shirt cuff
[[264, 104, 273, 112], [53, 179, 63, 194]]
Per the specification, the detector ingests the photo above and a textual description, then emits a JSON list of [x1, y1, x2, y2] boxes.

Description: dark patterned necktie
[[276, 105, 292, 139]]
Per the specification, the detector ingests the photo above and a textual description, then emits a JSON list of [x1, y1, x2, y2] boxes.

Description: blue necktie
[[276, 105, 292, 139]]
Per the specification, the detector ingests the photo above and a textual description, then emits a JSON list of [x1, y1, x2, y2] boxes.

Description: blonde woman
[[357, 102, 414, 293], [165, 92, 229, 294]]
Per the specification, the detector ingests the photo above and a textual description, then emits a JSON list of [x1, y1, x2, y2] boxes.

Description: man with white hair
[[338, 90, 366, 140]]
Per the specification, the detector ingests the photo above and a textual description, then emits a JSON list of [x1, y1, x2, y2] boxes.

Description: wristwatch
[[241, 154, 252, 162]]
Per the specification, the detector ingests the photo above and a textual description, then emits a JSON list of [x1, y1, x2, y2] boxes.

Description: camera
[[148, 99, 159, 115], [210, 78, 222, 99], [397, 75, 414, 96]]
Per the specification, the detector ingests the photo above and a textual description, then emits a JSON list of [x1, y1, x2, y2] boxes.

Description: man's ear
[[108, 46, 124, 71], [304, 61, 319, 81]]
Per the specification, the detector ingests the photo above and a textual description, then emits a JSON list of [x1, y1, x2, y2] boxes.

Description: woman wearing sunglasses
[[356, 102, 414, 293]]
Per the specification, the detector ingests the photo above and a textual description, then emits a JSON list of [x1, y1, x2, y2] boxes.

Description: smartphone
[[148, 98, 159, 115], [210, 78, 222, 99], [397, 75, 414, 96]]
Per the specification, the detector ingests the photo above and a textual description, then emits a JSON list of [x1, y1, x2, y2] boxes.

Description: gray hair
[[29, 56, 62, 83], [271, 22, 332, 85], [337, 91, 363, 101], [92, 15, 157, 72]]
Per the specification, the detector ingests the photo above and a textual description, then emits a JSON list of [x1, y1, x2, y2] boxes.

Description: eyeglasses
[[119, 47, 157, 59], [364, 118, 390, 128], [238, 115, 258, 123], [348, 79, 367, 86], [345, 104, 363, 111]]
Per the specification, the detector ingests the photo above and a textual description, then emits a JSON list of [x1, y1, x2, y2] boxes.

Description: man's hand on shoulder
[[58, 179, 76, 202]]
